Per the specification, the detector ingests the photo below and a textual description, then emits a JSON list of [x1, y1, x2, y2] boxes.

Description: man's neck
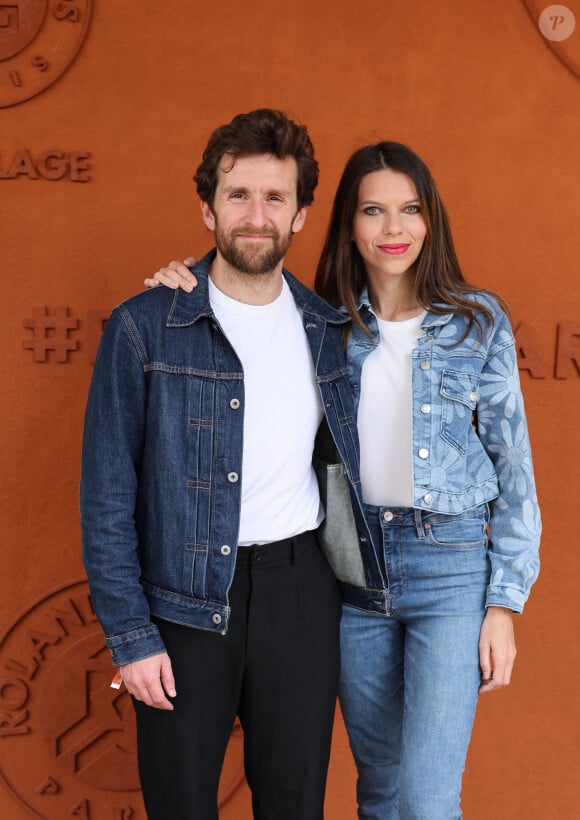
[[209, 255, 284, 305]]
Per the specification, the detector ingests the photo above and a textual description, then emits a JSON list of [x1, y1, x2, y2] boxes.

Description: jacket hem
[[144, 581, 231, 634], [414, 478, 499, 515]]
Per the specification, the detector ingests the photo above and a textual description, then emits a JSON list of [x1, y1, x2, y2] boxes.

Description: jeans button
[[383, 511, 394, 522]]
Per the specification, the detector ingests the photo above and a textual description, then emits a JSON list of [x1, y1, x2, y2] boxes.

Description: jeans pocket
[[424, 511, 487, 550]]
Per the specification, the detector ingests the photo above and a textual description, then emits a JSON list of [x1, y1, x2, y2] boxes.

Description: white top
[[358, 311, 426, 507], [209, 276, 324, 545]]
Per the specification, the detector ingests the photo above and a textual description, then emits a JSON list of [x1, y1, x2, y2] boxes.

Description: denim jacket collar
[[167, 249, 349, 328], [352, 287, 454, 333]]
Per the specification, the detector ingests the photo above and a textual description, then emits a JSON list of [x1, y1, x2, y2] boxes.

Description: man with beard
[[80, 109, 368, 820]]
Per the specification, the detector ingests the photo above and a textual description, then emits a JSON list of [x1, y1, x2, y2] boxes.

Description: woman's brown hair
[[314, 142, 507, 338]]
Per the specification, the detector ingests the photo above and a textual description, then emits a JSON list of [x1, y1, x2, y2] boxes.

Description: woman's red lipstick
[[378, 243, 410, 255]]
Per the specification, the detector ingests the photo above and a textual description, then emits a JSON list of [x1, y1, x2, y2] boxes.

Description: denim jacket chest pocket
[[439, 369, 480, 455]]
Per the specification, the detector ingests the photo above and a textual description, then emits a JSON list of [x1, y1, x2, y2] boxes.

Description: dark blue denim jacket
[[80, 251, 383, 666]]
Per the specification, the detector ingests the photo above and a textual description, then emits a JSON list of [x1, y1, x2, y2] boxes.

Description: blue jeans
[[339, 504, 490, 820]]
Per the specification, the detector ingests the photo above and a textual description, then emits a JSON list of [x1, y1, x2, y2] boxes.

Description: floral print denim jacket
[[346, 290, 541, 613]]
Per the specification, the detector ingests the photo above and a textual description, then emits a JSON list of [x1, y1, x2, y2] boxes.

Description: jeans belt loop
[[414, 507, 426, 539]]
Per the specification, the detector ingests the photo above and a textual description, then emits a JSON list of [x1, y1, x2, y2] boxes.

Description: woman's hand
[[144, 257, 198, 291], [479, 606, 517, 693]]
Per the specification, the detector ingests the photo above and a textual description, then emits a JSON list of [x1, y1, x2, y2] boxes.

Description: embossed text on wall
[[0, 148, 91, 180], [0, 581, 246, 819]]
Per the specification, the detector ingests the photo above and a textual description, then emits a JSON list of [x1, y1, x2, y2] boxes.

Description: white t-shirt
[[209, 276, 324, 545], [358, 311, 426, 507]]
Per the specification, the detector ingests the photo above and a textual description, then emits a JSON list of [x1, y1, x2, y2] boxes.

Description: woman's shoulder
[[440, 289, 511, 325], [457, 288, 505, 312], [431, 290, 513, 350]]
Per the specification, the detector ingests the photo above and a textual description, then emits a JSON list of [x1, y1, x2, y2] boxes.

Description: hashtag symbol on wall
[[22, 307, 79, 363]]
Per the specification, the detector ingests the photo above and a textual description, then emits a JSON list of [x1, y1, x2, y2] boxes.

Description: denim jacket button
[[419, 361, 430, 371], [227, 472, 239, 483], [220, 545, 231, 556], [418, 448, 429, 459], [230, 398, 240, 409], [423, 493, 434, 505], [420, 403, 431, 414], [212, 613, 222, 625], [469, 391, 478, 402]]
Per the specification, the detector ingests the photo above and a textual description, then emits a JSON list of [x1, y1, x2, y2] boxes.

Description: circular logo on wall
[[0, 581, 245, 818], [0, 0, 92, 108]]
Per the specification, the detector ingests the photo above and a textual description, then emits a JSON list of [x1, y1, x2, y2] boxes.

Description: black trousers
[[133, 531, 341, 819]]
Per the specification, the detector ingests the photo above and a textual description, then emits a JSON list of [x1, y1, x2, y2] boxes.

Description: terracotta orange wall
[[2, 1, 579, 817]]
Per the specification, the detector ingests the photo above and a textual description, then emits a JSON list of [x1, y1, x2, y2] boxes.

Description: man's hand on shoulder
[[120, 652, 177, 710], [144, 257, 198, 291]]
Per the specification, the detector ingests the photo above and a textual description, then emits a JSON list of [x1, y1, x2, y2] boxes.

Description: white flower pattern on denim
[[487, 418, 535, 497], [479, 347, 521, 419]]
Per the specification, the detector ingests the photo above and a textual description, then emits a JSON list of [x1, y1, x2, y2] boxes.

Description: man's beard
[[215, 223, 293, 275]]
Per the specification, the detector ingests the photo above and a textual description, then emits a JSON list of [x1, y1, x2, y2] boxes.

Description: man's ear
[[200, 201, 215, 231], [291, 206, 308, 235]]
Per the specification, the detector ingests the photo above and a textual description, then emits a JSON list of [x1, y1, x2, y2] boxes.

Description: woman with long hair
[[312, 142, 540, 818], [146, 141, 540, 819]]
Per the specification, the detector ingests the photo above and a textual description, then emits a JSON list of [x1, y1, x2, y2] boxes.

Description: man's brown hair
[[194, 109, 319, 209]]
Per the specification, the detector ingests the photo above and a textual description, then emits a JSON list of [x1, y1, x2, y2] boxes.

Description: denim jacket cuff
[[485, 585, 526, 614], [105, 623, 166, 666]]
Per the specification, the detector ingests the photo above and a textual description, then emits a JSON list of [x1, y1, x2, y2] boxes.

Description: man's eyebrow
[[221, 184, 292, 197], [221, 185, 249, 193]]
